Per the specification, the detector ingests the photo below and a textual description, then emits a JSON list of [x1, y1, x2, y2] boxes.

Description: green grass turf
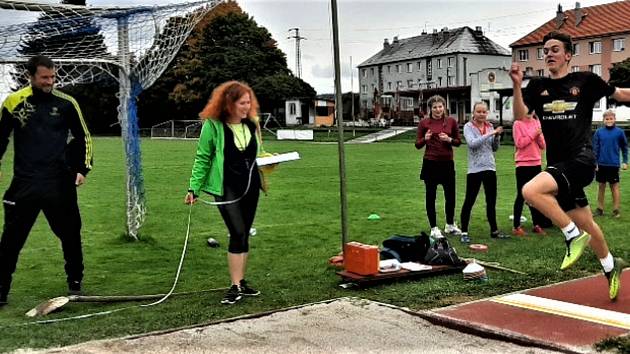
[[0, 135, 628, 352]]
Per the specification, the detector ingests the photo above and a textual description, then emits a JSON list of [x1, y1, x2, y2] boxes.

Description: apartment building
[[510, 1, 630, 119], [358, 26, 511, 123]]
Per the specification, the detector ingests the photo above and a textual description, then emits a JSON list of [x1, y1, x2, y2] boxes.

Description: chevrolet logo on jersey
[[543, 100, 578, 114]]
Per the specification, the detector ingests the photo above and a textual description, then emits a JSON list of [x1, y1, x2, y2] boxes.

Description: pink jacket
[[513, 118, 546, 167]]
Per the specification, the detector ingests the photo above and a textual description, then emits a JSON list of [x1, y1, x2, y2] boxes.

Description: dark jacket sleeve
[[0, 104, 15, 165], [66, 98, 93, 176]]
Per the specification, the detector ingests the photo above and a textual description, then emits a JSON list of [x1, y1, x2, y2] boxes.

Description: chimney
[[474, 26, 483, 36], [555, 4, 566, 29], [575, 2, 587, 26], [383, 38, 390, 49], [393, 36, 399, 44]]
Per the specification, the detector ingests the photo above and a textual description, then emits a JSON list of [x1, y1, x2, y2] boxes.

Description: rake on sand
[[26, 287, 228, 317]]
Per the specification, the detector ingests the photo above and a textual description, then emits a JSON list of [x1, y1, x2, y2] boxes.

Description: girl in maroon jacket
[[415, 95, 462, 238]]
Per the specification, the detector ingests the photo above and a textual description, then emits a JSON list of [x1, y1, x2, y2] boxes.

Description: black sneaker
[[490, 230, 510, 239], [68, 281, 82, 296], [239, 279, 260, 296], [221, 285, 242, 305], [593, 208, 604, 217]]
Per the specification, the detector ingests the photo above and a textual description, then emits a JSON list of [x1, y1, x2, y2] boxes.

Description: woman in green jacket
[[185, 81, 263, 305]]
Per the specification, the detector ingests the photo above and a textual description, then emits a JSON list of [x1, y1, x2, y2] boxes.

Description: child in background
[[593, 110, 628, 218], [512, 113, 552, 236]]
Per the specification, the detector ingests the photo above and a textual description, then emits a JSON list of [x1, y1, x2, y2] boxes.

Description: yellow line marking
[[492, 294, 630, 330]]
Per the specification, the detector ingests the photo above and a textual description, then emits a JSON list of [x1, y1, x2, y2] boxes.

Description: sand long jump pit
[[17, 297, 559, 354]]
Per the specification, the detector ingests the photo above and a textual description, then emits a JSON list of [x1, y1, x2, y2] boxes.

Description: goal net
[[0, 0, 222, 239]]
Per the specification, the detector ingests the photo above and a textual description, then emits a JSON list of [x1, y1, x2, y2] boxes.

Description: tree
[[138, 1, 315, 126]]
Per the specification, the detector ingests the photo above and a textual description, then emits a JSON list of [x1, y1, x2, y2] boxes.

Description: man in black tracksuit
[[0, 55, 93, 306]]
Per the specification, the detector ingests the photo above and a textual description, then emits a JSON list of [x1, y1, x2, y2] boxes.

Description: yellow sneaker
[[606, 257, 627, 301], [560, 232, 590, 270]]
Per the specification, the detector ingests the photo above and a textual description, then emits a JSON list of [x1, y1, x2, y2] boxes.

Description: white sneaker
[[444, 223, 462, 236], [430, 227, 444, 238]]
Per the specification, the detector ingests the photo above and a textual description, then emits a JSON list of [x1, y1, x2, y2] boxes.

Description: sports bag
[[381, 233, 431, 263], [424, 237, 464, 266]]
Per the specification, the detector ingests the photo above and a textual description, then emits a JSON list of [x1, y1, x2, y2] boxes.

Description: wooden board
[[337, 264, 464, 286]]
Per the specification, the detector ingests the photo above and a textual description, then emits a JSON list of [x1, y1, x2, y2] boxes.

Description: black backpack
[[424, 237, 464, 266], [381, 233, 431, 263]]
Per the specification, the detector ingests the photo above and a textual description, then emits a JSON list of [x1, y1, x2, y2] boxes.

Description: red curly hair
[[199, 81, 260, 122]]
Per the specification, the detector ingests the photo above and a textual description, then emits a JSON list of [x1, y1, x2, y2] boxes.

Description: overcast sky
[[1, 0, 617, 94]]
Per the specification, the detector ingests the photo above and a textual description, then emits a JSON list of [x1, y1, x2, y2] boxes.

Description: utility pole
[[350, 55, 355, 136], [288, 28, 306, 78], [331, 0, 348, 249]]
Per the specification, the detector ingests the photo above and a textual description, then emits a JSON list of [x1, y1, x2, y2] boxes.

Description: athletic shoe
[[592, 208, 604, 217], [512, 226, 527, 237], [490, 230, 510, 239], [560, 232, 591, 270], [444, 223, 462, 236], [605, 257, 627, 301], [460, 233, 471, 244], [532, 225, 547, 235], [239, 279, 260, 296], [68, 281, 82, 296], [430, 227, 444, 239], [613, 209, 621, 218], [221, 285, 242, 305]]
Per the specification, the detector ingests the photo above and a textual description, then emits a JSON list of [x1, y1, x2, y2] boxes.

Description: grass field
[[1, 134, 629, 352]]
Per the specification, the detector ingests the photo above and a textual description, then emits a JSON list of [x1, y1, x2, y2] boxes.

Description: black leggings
[[513, 166, 551, 228], [215, 182, 259, 254], [460, 170, 497, 233], [424, 176, 456, 228]]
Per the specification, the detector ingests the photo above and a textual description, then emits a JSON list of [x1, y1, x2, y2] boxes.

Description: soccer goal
[[0, 0, 221, 239], [151, 120, 202, 140]]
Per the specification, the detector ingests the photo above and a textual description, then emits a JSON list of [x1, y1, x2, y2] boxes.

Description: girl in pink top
[[512, 114, 551, 235]]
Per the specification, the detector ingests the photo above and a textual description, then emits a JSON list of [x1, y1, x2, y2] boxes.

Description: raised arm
[[509, 62, 528, 121], [612, 87, 630, 103]]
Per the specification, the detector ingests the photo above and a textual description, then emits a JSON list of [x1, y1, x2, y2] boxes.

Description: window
[[289, 103, 296, 115], [447, 76, 454, 86], [525, 67, 534, 77], [417, 79, 422, 87], [589, 41, 602, 54], [447, 57, 454, 67], [362, 69, 367, 78], [407, 79, 414, 88], [572, 43, 580, 56], [396, 81, 403, 88], [387, 82, 392, 90], [426, 59, 432, 80], [518, 49, 529, 61], [537, 69, 544, 77], [590, 64, 602, 76], [407, 63, 413, 73], [438, 77, 443, 86], [571, 65, 580, 72], [361, 84, 367, 93], [387, 65, 391, 73], [614, 38, 625, 52], [401, 97, 414, 111], [417, 61, 422, 70], [537, 48, 544, 60], [437, 59, 443, 69], [396, 64, 401, 73], [370, 68, 374, 76]]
